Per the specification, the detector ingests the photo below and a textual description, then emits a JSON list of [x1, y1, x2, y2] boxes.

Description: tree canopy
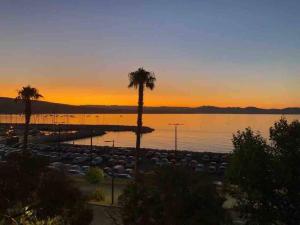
[[226, 118, 300, 225], [15, 86, 43, 102], [128, 68, 156, 90]]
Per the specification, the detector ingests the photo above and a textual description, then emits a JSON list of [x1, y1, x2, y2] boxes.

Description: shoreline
[[62, 143, 230, 156], [66, 144, 231, 154]]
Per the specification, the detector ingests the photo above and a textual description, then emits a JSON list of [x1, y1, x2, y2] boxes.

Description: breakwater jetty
[[0, 123, 154, 143]]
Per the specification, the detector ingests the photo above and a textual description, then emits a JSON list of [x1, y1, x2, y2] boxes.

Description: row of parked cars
[[144, 150, 228, 175], [35, 145, 136, 179], [0, 144, 22, 161], [0, 143, 229, 179]]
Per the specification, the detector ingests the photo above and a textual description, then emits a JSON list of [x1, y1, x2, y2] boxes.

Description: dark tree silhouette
[[119, 166, 229, 225], [0, 153, 93, 225], [226, 118, 300, 224], [15, 85, 43, 151], [128, 68, 156, 178]]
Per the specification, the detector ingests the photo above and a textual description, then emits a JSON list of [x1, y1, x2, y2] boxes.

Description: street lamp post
[[56, 121, 64, 151], [105, 140, 115, 205], [58, 123, 61, 151], [104, 140, 115, 148], [90, 128, 93, 151], [169, 123, 184, 152]]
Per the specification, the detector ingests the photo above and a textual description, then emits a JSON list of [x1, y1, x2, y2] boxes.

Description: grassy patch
[[73, 177, 130, 206]]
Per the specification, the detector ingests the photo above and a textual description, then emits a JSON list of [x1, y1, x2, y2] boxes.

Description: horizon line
[[1, 96, 299, 109]]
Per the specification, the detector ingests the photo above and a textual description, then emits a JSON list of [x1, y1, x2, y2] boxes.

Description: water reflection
[[1, 114, 299, 152]]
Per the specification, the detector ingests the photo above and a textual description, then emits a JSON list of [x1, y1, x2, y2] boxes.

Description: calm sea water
[[1, 114, 299, 153]]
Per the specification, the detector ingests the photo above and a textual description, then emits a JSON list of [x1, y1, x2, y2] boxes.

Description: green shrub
[[85, 167, 104, 184], [90, 188, 106, 202]]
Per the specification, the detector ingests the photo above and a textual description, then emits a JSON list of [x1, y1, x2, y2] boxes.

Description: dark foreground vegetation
[[119, 166, 231, 225], [226, 118, 300, 225], [0, 153, 93, 225]]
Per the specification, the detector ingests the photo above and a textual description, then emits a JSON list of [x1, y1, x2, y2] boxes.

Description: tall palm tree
[[128, 68, 156, 178], [15, 86, 43, 151]]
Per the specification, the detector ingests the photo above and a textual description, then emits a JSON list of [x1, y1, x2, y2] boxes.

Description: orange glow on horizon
[[1, 83, 299, 109]]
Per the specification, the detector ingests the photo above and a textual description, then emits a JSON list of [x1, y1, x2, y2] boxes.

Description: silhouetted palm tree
[[128, 68, 156, 177], [16, 86, 43, 151]]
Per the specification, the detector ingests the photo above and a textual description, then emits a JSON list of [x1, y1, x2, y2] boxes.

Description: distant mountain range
[[0, 97, 300, 114]]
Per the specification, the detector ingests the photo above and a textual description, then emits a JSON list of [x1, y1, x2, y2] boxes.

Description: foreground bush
[[0, 153, 93, 225], [85, 167, 104, 184], [119, 166, 230, 225]]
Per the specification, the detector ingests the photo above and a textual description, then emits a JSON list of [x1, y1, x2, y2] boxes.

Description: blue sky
[[0, 0, 299, 107]]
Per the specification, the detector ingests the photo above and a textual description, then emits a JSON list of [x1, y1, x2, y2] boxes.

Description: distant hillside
[[0, 97, 299, 114]]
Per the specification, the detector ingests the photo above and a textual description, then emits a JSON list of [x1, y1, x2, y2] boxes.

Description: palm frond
[[16, 85, 43, 101], [127, 68, 156, 90]]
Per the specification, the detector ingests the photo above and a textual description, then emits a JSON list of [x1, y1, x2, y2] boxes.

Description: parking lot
[[0, 143, 229, 181]]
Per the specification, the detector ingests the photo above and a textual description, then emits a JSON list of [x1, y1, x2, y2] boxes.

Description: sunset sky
[[0, 0, 299, 108]]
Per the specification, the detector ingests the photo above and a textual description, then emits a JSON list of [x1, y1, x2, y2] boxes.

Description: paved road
[[90, 204, 122, 225]]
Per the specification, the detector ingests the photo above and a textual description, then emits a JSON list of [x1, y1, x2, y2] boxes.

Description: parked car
[[113, 165, 125, 173], [68, 169, 84, 177], [70, 165, 81, 171], [209, 161, 217, 166], [208, 165, 217, 173], [195, 163, 204, 172], [81, 165, 90, 173], [218, 165, 226, 173], [190, 159, 198, 167], [91, 156, 103, 166], [125, 168, 133, 175], [62, 152, 73, 160], [126, 161, 135, 169], [4, 149, 21, 158], [50, 162, 64, 168], [115, 173, 133, 179], [202, 154, 210, 162], [221, 162, 228, 167], [72, 156, 89, 164]]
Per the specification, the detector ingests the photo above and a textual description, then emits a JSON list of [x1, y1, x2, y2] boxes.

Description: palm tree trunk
[[23, 100, 31, 152], [135, 84, 144, 179]]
